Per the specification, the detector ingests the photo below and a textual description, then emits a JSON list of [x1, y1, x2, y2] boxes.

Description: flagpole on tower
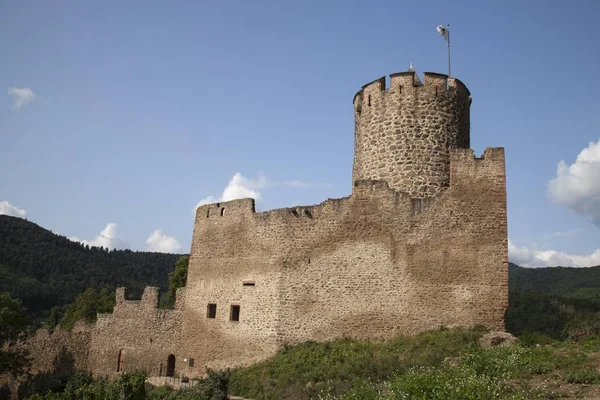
[[447, 25, 451, 79], [436, 24, 451, 87]]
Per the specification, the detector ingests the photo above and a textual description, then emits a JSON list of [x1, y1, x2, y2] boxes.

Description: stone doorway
[[166, 354, 175, 377]]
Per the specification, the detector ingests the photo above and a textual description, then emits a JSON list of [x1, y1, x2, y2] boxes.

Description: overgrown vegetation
[[25, 369, 229, 400], [48, 287, 116, 330], [26, 371, 148, 400], [227, 329, 600, 399], [0, 292, 29, 377], [166, 255, 188, 308]]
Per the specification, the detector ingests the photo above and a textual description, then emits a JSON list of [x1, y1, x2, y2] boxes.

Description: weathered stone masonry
[[13, 69, 508, 382]]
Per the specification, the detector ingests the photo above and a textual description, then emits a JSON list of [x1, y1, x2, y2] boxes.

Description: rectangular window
[[230, 305, 240, 322], [207, 303, 217, 319], [243, 280, 255, 287]]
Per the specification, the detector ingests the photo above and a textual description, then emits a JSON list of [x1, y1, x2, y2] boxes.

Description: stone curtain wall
[[88, 287, 183, 377], [352, 72, 471, 198], [0, 323, 92, 400], [12, 322, 93, 375], [182, 147, 507, 375]]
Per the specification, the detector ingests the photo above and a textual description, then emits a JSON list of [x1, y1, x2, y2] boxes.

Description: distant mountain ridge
[[0, 215, 182, 324], [509, 262, 600, 301]]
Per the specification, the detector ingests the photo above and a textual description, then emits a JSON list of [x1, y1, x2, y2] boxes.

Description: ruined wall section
[[1, 322, 93, 400], [89, 286, 183, 377], [11, 322, 92, 375], [183, 149, 507, 374], [352, 72, 471, 198]]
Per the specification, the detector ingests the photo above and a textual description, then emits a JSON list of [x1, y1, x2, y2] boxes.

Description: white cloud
[[193, 174, 331, 214], [0, 201, 27, 218], [69, 222, 129, 250], [548, 139, 600, 226], [509, 238, 600, 268], [8, 87, 36, 110], [146, 229, 183, 253], [194, 173, 270, 213]]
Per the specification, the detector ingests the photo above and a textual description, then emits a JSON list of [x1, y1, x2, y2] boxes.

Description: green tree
[[0, 292, 25, 342], [0, 292, 29, 376], [60, 287, 115, 330], [167, 255, 189, 306]]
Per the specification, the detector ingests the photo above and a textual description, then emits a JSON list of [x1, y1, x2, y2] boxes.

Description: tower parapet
[[352, 70, 471, 198]]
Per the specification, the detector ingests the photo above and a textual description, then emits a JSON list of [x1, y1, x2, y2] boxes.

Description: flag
[[437, 25, 449, 41]]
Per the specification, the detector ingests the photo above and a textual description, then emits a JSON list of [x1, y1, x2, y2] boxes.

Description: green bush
[[26, 371, 147, 400]]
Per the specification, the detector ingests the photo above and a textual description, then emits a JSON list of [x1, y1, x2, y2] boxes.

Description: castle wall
[[1, 323, 93, 400], [88, 287, 183, 377], [181, 147, 507, 375], [179, 198, 284, 376], [12, 322, 93, 375], [352, 72, 471, 198]]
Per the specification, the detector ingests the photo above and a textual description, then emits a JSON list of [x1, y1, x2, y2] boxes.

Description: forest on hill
[[0, 215, 181, 327], [510, 262, 600, 301], [508, 263, 600, 340]]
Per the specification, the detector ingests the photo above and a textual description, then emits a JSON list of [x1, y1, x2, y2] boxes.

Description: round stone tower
[[352, 70, 471, 198]]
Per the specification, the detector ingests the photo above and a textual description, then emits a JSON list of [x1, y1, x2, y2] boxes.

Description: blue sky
[[1, 0, 599, 266]]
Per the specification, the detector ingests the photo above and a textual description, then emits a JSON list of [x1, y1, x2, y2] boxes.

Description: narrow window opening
[[368, 95, 371, 106], [230, 305, 240, 322], [291, 209, 299, 217], [399, 85, 403, 93], [207, 303, 217, 319], [243, 281, 255, 287], [220, 207, 225, 216], [206, 209, 210, 218], [435, 86, 438, 97], [304, 209, 312, 218]]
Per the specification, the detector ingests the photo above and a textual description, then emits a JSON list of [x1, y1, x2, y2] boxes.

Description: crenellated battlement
[[114, 287, 159, 310], [353, 72, 470, 112], [450, 147, 506, 186], [196, 198, 256, 221], [111, 286, 184, 314], [191, 148, 504, 242]]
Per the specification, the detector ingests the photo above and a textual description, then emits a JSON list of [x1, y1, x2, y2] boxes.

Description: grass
[[228, 328, 600, 400], [228, 327, 486, 399]]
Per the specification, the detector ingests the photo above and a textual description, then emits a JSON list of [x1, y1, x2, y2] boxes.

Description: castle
[[16, 69, 508, 380]]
